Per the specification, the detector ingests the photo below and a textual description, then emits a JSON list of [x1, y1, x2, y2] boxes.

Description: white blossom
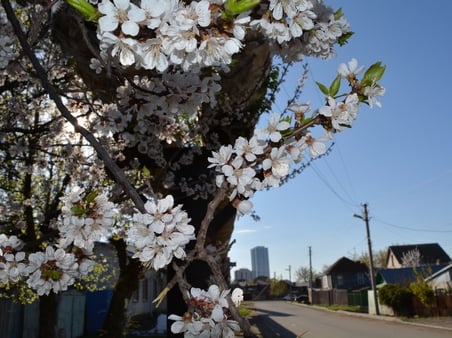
[[127, 195, 195, 270], [233, 136, 265, 163], [98, 0, 145, 36], [255, 113, 291, 143], [231, 288, 244, 307], [337, 58, 365, 78], [364, 83, 386, 108], [318, 94, 359, 132], [26, 246, 78, 296], [59, 187, 117, 253]]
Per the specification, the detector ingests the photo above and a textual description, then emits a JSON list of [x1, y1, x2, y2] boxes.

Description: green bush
[[378, 284, 414, 317], [410, 270, 434, 307]]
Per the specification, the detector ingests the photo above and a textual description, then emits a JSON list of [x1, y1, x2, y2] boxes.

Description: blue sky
[[229, 1, 452, 280]]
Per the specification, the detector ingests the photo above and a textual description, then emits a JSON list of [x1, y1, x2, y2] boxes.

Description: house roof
[[425, 263, 452, 282], [386, 243, 451, 266], [377, 264, 449, 285], [324, 257, 368, 275]]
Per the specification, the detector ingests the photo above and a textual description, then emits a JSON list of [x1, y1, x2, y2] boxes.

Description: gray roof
[[377, 264, 449, 285]]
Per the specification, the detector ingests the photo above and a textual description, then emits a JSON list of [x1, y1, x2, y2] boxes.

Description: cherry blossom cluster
[[58, 186, 117, 253], [1, 185, 196, 294], [0, 234, 27, 285], [209, 58, 385, 214], [68, 0, 351, 71], [26, 245, 94, 296], [95, 70, 221, 150], [59, 186, 196, 272], [0, 233, 94, 296], [126, 195, 195, 270], [169, 285, 244, 337]]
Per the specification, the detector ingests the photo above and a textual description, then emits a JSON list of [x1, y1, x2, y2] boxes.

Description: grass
[[323, 304, 365, 313]]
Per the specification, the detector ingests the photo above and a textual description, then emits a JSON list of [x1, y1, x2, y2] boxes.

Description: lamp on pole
[[354, 203, 380, 315]]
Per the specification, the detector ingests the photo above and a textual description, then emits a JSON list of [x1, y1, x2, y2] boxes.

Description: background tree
[[0, 0, 385, 337], [351, 248, 388, 269], [269, 279, 289, 298], [401, 248, 422, 268], [295, 266, 321, 284]]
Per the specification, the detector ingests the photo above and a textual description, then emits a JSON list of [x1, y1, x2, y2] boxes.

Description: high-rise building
[[251, 246, 270, 279]]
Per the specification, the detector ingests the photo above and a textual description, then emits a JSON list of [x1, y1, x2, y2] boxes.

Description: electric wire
[[373, 217, 452, 233]]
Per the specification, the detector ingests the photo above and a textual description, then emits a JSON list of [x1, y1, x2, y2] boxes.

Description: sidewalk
[[402, 316, 452, 330], [300, 303, 452, 331]]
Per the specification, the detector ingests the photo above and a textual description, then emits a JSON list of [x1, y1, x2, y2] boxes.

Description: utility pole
[[354, 203, 380, 315], [286, 264, 292, 283], [309, 246, 313, 288]]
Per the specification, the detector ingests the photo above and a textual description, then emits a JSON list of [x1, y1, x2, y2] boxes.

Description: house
[[385, 243, 451, 268], [425, 263, 452, 292], [322, 257, 370, 290], [376, 264, 449, 287]]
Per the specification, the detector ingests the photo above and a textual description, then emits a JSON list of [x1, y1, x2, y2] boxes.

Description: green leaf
[[142, 166, 151, 178], [85, 190, 99, 204], [338, 31, 354, 46], [329, 74, 342, 97], [71, 206, 86, 217], [334, 8, 344, 20], [224, 0, 260, 18], [361, 62, 386, 86], [66, 0, 101, 22], [316, 81, 329, 96]]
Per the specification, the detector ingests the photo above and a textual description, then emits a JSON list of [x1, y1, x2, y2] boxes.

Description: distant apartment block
[[234, 268, 253, 281], [251, 246, 270, 278]]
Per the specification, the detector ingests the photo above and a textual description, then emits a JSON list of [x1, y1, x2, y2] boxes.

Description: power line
[[310, 161, 358, 208], [374, 217, 452, 233]]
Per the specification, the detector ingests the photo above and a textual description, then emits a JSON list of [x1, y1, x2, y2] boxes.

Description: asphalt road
[[248, 300, 452, 338]]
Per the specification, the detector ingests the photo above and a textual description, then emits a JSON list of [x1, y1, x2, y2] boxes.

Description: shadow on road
[[249, 313, 300, 338], [250, 308, 294, 317]]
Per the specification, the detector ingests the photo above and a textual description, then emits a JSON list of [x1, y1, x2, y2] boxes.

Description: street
[[248, 301, 452, 338]]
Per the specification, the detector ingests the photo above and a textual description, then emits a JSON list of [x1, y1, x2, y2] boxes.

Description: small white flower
[[319, 94, 359, 132], [26, 246, 78, 296], [364, 83, 385, 108], [234, 136, 265, 162], [255, 113, 291, 142], [337, 58, 365, 78], [208, 145, 233, 169], [262, 146, 290, 178], [99, 32, 138, 66], [89, 58, 103, 74], [98, 0, 145, 36], [140, 0, 168, 29], [235, 199, 253, 216], [231, 288, 244, 306]]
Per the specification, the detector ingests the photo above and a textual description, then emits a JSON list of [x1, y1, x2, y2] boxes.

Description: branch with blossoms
[[208, 58, 385, 216], [0, 0, 386, 337]]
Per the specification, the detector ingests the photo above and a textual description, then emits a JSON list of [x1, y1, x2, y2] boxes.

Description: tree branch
[[1, 0, 145, 212]]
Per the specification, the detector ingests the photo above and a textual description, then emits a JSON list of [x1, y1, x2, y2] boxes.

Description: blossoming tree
[[0, 0, 385, 337]]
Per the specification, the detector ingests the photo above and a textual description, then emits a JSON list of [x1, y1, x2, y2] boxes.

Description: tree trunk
[[99, 239, 141, 338], [38, 293, 58, 338]]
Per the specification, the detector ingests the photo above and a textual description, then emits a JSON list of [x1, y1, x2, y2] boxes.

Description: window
[[337, 275, 344, 286], [357, 272, 365, 285]]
